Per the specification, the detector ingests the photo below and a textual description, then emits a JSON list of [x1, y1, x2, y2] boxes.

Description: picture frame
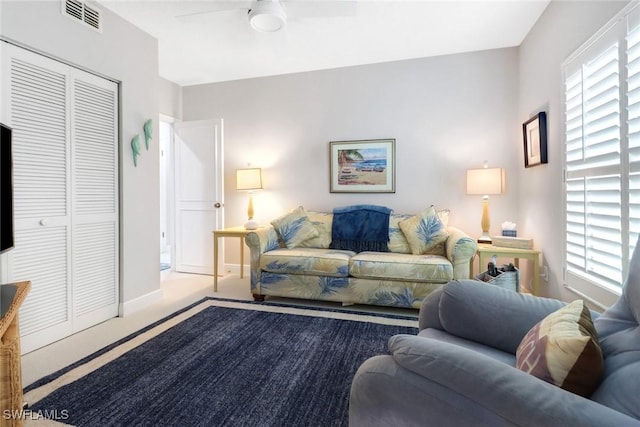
[[522, 112, 548, 168], [329, 139, 396, 193]]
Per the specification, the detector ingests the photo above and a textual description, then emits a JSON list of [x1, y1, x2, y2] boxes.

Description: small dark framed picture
[[522, 112, 548, 168]]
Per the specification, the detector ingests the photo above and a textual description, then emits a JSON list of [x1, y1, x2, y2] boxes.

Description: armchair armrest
[[445, 226, 477, 280], [244, 227, 280, 293], [388, 335, 640, 427], [418, 286, 445, 331], [420, 279, 565, 353]]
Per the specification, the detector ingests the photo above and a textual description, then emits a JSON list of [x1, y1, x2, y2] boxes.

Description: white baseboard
[[119, 289, 163, 317], [223, 263, 250, 277]]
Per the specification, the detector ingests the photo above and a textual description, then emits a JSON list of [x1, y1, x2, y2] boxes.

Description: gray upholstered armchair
[[350, 240, 640, 426]]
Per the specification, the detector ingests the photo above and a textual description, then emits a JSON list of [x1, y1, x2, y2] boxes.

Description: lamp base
[[477, 232, 492, 244], [244, 220, 259, 230]]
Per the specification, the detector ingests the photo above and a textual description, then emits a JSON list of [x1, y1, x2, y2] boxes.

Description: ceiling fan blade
[[174, 1, 253, 19], [283, 0, 357, 19]]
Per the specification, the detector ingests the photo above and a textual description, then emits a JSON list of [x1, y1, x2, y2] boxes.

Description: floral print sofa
[[245, 206, 478, 309]]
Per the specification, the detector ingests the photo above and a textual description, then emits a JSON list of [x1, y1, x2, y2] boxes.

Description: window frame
[[562, 2, 640, 309]]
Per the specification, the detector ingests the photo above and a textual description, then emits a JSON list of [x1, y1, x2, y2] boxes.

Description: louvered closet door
[[70, 70, 119, 332], [1, 43, 119, 353], [3, 45, 74, 352]]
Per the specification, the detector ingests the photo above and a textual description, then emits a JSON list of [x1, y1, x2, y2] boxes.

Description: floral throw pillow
[[398, 206, 449, 255], [270, 206, 319, 248], [516, 299, 603, 397]]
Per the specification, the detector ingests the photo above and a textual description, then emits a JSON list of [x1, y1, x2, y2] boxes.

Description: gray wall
[[183, 47, 521, 268], [518, 0, 629, 301], [158, 76, 182, 120], [2, 0, 630, 307], [0, 1, 161, 310], [184, 1, 633, 302]]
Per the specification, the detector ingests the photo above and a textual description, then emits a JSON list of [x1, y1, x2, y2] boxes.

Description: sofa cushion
[[270, 206, 319, 248], [516, 299, 604, 397], [349, 251, 453, 283], [399, 206, 449, 255], [260, 248, 354, 277]]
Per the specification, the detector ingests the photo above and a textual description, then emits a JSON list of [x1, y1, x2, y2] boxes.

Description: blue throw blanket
[[329, 205, 391, 252]]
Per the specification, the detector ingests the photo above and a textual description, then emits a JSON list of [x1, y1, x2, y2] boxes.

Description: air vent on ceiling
[[63, 0, 102, 32]]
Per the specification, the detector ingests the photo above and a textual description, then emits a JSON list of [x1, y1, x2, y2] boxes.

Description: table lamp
[[236, 168, 263, 230], [466, 164, 506, 244]]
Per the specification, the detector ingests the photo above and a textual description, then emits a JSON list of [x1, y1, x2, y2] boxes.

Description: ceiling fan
[[176, 0, 357, 33], [248, 0, 288, 32]]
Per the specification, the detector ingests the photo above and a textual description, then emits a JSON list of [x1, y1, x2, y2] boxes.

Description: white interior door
[[174, 119, 224, 274]]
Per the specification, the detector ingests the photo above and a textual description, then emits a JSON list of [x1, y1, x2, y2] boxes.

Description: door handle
[[214, 203, 222, 208]]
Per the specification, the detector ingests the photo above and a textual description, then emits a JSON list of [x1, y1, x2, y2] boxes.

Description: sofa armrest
[[386, 335, 640, 427], [445, 226, 477, 280], [245, 227, 280, 255], [432, 279, 565, 353], [244, 227, 280, 293]]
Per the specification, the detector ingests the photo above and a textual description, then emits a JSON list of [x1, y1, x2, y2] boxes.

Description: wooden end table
[[472, 244, 541, 295], [212, 227, 254, 292]]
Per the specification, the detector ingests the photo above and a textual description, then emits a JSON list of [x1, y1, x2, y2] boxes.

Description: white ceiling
[[97, 0, 550, 86]]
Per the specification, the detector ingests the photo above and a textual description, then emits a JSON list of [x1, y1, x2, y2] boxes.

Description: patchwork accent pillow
[[398, 206, 449, 255], [270, 206, 319, 249], [516, 299, 603, 397]]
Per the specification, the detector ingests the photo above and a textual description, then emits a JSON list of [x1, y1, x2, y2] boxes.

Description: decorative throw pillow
[[270, 206, 319, 248], [298, 212, 332, 249], [398, 206, 449, 255], [388, 214, 413, 253], [437, 209, 450, 228], [516, 299, 603, 397]]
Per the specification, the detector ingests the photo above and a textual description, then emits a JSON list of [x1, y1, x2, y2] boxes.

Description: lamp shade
[[236, 168, 263, 191], [466, 167, 506, 195]]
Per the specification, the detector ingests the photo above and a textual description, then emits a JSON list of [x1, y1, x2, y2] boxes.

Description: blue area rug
[[26, 298, 418, 426]]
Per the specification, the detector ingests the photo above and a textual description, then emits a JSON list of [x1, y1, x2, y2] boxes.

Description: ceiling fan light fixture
[[248, 1, 287, 32]]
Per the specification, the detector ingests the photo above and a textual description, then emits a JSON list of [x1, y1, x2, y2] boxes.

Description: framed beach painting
[[329, 139, 396, 193]]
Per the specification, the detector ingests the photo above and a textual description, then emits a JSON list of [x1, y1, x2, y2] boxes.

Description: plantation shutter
[[563, 3, 640, 306], [1, 42, 119, 352], [565, 42, 623, 291], [627, 22, 640, 258]]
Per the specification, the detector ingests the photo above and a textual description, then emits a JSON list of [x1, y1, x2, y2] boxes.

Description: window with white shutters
[[563, 3, 640, 305]]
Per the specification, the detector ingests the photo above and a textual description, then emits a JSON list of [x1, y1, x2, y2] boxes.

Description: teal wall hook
[[131, 134, 141, 167], [143, 119, 152, 150]]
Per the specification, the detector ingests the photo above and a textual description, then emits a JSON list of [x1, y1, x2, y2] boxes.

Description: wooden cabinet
[[0, 281, 30, 427]]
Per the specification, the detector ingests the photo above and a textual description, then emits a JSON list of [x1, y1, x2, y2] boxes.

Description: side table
[[1, 280, 30, 427], [472, 244, 541, 295], [212, 227, 254, 292]]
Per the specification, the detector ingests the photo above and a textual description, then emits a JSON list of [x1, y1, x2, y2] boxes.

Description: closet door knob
[[39, 219, 48, 226]]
